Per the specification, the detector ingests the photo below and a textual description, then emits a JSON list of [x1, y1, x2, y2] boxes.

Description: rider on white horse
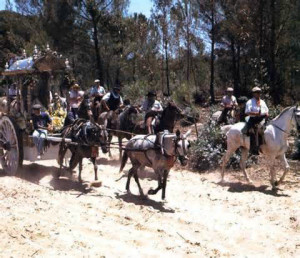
[[242, 87, 269, 154], [218, 87, 238, 124]]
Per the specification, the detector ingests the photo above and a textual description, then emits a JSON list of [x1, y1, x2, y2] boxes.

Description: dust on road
[[0, 151, 299, 257]]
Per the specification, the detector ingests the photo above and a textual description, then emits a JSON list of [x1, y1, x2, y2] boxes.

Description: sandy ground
[[0, 147, 300, 257]]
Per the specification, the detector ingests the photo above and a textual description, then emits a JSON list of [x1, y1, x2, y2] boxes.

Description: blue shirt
[[32, 112, 52, 130]]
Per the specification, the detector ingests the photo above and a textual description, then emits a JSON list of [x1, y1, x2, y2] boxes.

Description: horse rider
[[64, 84, 84, 126], [89, 79, 106, 99], [101, 85, 124, 112], [32, 104, 52, 159], [68, 83, 84, 113], [140, 90, 163, 134], [218, 87, 238, 124], [236, 96, 248, 122], [242, 86, 269, 154]]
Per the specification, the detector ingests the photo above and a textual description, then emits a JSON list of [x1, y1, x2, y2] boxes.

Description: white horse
[[221, 106, 300, 189]]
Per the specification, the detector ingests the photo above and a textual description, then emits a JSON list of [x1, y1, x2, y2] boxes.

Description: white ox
[[221, 106, 300, 189]]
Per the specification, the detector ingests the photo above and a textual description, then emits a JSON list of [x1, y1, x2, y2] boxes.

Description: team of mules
[[56, 99, 188, 199]]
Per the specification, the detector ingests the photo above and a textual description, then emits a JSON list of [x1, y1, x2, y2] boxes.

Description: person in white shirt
[[68, 83, 84, 117], [218, 87, 238, 124], [102, 85, 124, 111], [242, 86, 269, 153], [140, 91, 163, 134], [89, 79, 106, 99]]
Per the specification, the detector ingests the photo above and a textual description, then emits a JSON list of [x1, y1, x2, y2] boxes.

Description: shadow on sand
[[97, 157, 121, 167], [115, 192, 175, 213], [218, 181, 290, 197], [0, 164, 91, 194]]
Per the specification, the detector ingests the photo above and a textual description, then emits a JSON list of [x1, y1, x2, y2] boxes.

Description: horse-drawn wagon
[[0, 46, 72, 176]]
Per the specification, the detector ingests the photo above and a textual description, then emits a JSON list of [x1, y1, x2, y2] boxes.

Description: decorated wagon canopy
[[2, 45, 71, 77]]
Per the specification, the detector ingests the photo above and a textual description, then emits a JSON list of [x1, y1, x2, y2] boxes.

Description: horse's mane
[[272, 106, 292, 121]]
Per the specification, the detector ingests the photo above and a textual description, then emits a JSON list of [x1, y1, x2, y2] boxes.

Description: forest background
[[0, 0, 299, 106]]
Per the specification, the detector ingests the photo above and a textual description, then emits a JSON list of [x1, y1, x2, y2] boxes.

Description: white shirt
[[222, 95, 237, 107], [90, 86, 106, 97], [102, 92, 123, 105], [69, 90, 84, 108], [245, 98, 269, 116], [141, 99, 163, 112]]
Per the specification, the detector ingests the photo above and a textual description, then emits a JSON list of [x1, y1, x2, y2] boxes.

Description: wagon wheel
[[0, 116, 23, 176]]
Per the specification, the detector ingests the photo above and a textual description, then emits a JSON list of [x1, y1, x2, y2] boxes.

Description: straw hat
[[226, 87, 234, 92], [71, 83, 80, 89]]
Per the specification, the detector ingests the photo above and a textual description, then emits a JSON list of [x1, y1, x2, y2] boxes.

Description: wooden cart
[[0, 47, 72, 175]]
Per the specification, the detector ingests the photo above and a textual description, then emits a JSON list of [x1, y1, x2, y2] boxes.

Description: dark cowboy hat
[[113, 85, 122, 91], [32, 104, 42, 110], [146, 90, 157, 97]]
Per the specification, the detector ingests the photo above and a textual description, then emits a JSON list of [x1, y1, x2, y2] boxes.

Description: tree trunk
[[270, 0, 278, 104], [164, 38, 170, 96], [230, 38, 237, 92], [92, 16, 104, 85], [185, 1, 190, 82], [236, 44, 241, 95], [210, 3, 216, 103]]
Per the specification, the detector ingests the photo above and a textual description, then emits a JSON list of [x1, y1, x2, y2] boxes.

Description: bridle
[[174, 135, 189, 162]]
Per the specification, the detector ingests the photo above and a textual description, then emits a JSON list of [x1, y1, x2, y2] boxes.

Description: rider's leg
[[146, 117, 154, 134]]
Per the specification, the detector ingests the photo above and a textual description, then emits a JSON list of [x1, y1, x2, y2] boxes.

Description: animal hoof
[[247, 180, 254, 185], [274, 181, 279, 187], [219, 179, 226, 184], [148, 189, 156, 195]]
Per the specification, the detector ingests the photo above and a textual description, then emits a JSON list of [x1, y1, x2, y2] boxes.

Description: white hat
[[94, 79, 100, 83], [252, 87, 262, 93], [226, 87, 234, 92]]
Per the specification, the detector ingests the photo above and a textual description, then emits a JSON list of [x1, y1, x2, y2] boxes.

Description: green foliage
[[190, 118, 226, 171], [172, 81, 193, 105], [122, 81, 149, 104]]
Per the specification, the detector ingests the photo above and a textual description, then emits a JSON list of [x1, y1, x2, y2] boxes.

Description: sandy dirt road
[[0, 148, 299, 257]]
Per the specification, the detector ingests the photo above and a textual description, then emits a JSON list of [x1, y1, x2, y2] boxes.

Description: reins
[[269, 107, 299, 134]]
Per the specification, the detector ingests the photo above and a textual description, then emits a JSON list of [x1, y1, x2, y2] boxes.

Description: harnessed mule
[[57, 119, 108, 182], [119, 130, 191, 200], [221, 106, 300, 189]]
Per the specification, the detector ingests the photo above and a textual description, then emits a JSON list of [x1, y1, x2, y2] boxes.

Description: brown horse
[[95, 106, 138, 160], [134, 101, 183, 135]]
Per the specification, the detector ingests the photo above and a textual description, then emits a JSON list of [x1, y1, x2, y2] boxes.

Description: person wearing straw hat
[[89, 79, 106, 99], [68, 83, 84, 115], [32, 104, 52, 159], [242, 87, 269, 154], [140, 90, 163, 134], [218, 87, 238, 124]]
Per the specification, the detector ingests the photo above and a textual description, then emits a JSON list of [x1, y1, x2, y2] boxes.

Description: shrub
[[189, 114, 227, 171]]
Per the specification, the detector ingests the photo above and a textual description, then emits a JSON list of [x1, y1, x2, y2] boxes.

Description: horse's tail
[[221, 125, 232, 134], [119, 151, 128, 173]]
